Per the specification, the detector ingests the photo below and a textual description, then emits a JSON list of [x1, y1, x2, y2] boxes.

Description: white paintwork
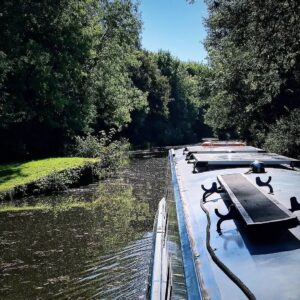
[[151, 198, 171, 300]]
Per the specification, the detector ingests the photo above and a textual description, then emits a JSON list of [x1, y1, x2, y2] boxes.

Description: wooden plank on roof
[[217, 173, 298, 229]]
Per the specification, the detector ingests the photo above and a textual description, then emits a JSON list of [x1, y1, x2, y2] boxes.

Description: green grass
[[0, 157, 97, 192]]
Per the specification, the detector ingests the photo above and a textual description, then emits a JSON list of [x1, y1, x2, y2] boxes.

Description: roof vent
[[170, 149, 175, 157], [250, 160, 265, 173]]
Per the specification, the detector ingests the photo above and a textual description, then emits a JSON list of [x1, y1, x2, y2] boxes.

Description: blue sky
[[139, 0, 208, 63]]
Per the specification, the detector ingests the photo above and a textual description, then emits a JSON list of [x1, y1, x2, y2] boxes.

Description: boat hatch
[[213, 173, 299, 232]]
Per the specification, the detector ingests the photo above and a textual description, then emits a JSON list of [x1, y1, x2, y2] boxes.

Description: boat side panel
[[170, 152, 203, 300]]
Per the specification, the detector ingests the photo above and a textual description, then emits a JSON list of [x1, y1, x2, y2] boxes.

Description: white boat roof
[[185, 145, 264, 153], [171, 148, 300, 299], [202, 141, 245, 146], [192, 152, 299, 166]]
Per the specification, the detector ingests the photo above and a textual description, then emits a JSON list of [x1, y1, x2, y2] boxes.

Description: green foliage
[[0, 0, 100, 128], [35, 168, 81, 193], [264, 109, 300, 157], [203, 0, 300, 152], [0, 0, 213, 160], [94, 1, 147, 129], [0, 0, 146, 161], [158, 51, 213, 144], [126, 50, 171, 146], [73, 130, 130, 176], [163, 56, 201, 143], [126, 50, 212, 146], [73, 134, 106, 159]]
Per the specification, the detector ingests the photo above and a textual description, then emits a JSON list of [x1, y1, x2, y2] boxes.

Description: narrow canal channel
[[0, 152, 185, 299]]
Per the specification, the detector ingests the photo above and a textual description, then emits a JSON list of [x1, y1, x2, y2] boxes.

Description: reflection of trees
[[0, 182, 152, 299], [92, 182, 152, 252]]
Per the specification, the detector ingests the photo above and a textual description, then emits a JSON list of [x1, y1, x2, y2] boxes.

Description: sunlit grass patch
[[0, 157, 97, 192]]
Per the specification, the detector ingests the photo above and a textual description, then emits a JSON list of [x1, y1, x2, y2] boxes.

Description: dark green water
[[0, 154, 169, 299]]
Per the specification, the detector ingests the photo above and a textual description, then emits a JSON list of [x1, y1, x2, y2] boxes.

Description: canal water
[[0, 152, 186, 299]]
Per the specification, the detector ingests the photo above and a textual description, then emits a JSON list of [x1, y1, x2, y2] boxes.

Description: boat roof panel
[[186, 145, 264, 153], [201, 141, 246, 146], [192, 152, 299, 165]]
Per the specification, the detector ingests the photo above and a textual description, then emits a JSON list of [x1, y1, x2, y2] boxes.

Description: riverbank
[[0, 157, 98, 201]]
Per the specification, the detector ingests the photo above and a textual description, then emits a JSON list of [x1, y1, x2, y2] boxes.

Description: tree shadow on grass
[[0, 163, 26, 186]]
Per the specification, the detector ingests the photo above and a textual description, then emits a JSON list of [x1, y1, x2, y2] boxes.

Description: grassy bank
[[0, 157, 97, 192], [0, 157, 97, 197]]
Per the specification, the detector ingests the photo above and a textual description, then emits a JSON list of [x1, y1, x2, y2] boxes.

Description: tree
[[203, 0, 300, 153], [264, 109, 300, 158], [93, 0, 147, 130], [125, 50, 171, 146], [0, 0, 146, 161], [158, 51, 212, 145], [125, 51, 212, 147], [0, 0, 102, 159]]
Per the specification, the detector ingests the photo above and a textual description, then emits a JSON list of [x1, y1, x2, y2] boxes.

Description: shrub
[[73, 130, 130, 177], [264, 109, 300, 158], [35, 169, 79, 193]]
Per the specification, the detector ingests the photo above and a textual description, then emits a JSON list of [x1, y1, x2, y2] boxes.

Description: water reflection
[[0, 154, 167, 299]]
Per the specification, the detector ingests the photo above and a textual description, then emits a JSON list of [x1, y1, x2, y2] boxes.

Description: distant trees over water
[[125, 50, 212, 147]]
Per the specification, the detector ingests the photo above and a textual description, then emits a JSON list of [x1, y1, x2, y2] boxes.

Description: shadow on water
[[0, 154, 168, 299]]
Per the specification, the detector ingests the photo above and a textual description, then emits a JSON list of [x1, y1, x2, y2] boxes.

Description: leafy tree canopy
[[0, 0, 147, 160], [203, 0, 300, 154]]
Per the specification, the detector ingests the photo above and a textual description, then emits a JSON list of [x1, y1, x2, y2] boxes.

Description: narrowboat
[[149, 140, 300, 299]]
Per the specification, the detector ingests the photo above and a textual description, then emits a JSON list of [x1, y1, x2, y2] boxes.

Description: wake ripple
[[55, 232, 153, 300]]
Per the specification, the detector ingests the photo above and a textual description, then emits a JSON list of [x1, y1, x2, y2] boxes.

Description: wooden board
[[217, 174, 298, 228]]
